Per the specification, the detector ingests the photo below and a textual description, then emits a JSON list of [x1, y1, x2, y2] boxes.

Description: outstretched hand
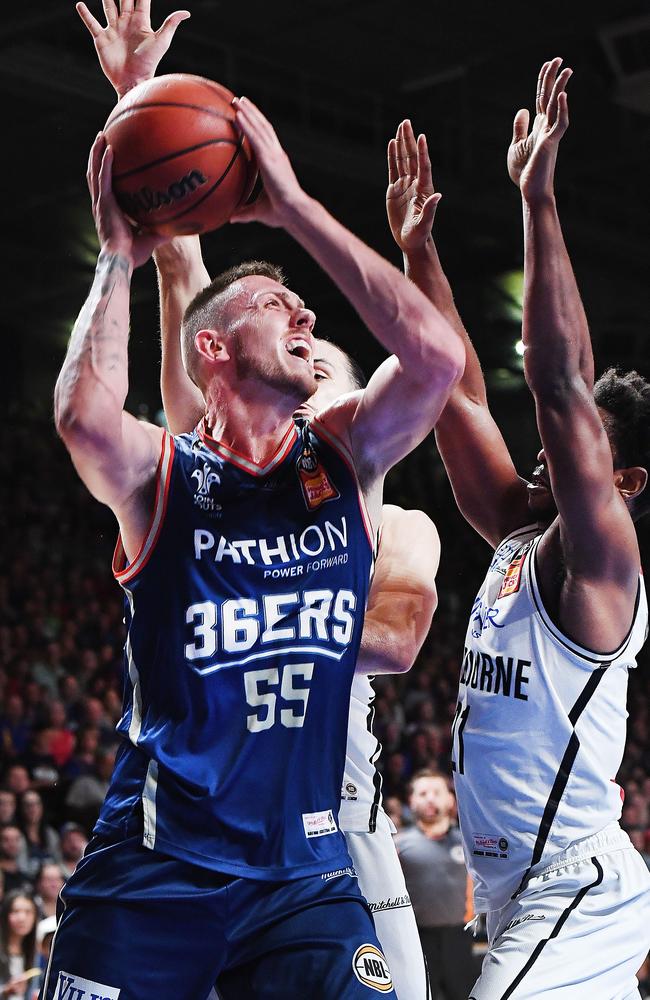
[[87, 132, 168, 267], [230, 97, 306, 228], [76, 0, 190, 99], [508, 58, 572, 201], [386, 120, 441, 253]]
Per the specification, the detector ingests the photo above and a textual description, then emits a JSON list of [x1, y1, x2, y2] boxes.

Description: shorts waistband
[[531, 822, 632, 880]]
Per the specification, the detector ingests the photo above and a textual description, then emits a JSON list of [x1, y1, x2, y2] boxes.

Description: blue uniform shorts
[[41, 833, 397, 999]]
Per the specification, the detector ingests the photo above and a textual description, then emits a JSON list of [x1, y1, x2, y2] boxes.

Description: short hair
[[317, 336, 367, 390], [594, 367, 650, 518], [181, 261, 287, 388], [407, 767, 450, 799]]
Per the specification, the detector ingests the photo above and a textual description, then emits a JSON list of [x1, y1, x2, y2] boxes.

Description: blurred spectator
[[0, 791, 16, 828], [59, 825, 88, 880], [0, 697, 30, 761], [64, 748, 116, 831], [0, 890, 38, 998], [0, 829, 31, 895], [3, 769, 30, 799], [16, 793, 61, 875], [395, 770, 480, 1000], [33, 864, 65, 921], [43, 702, 74, 769], [34, 915, 58, 998], [384, 796, 405, 832]]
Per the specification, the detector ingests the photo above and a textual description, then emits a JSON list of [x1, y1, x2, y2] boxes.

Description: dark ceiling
[[3, 0, 650, 438]]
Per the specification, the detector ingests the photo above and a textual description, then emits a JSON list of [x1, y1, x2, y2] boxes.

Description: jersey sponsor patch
[[472, 833, 509, 859], [341, 780, 358, 801], [54, 971, 120, 1000], [297, 446, 340, 510], [352, 944, 393, 993], [302, 808, 338, 838], [497, 542, 532, 600]]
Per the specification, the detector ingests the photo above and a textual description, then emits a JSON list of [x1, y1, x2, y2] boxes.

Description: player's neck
[[417, 815, 451, 840], [204, 387, 297, 467]]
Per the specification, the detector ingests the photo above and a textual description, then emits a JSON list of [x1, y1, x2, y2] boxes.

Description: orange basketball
[[103, 74, 257, 237]]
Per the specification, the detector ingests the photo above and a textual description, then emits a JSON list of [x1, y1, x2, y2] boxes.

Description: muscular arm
[[515, 60, 640, 649], [385, 121, 528, 547], [153, 237, 208, 433], [54, 137, 165, 562], [357, 505, 439, 675], [231, 98, 465, 520]]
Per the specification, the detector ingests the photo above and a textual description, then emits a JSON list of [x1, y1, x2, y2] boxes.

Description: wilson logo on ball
[[120, 170, 208, 216], [352, 944, 393, 993]]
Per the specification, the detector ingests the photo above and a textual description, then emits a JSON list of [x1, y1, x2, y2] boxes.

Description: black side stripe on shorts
[[498, 857, 604, 1000], [365, 687, 383, 834], [511, 666, 609, 899]]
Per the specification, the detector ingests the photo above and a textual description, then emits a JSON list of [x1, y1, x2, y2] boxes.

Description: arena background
[[1, 0, 650, 987]]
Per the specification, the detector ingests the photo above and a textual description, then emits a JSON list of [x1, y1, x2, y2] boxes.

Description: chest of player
[[133, 429, 373, 670]]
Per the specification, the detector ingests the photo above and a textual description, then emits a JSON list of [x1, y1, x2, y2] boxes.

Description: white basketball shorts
[[469, 824, 650, 1000], [345, 810, 430, 1000]]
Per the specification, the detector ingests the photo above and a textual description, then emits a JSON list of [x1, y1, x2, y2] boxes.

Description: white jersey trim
[[142, 759, 159, 850]]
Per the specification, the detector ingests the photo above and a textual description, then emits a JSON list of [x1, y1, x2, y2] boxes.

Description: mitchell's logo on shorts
[[302, 809, 338, 838], [352, 945, 393, 993], [472, 833, 509, 859], [54, 971, 120, 1000]]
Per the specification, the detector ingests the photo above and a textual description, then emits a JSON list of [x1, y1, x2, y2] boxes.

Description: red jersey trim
[[113, 432, 175, 585], [197, 419, 298, 476]]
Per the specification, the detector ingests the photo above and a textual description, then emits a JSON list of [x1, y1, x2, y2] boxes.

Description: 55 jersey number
[[244, 663, 314, 732]]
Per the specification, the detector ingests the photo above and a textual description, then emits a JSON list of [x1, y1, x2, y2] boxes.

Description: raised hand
[[508, 58, 572, 201], [87, 132, 168, 266], [386, 120, 441, 253], [230, 97, 306, 228], [76, 0, 190, 99]]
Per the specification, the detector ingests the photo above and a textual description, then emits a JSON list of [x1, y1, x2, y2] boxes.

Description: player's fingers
[[76, 2, 104, 37], [119, 0, 134, 16], [156, 10, 191, 46], [87, 133, 106, 205], [135, 0, 150, 16], [554, 90, 570, 135], [416, 133, 434, 191], [512, 108, 529, 144], [101, 0, 118, 26], [535, 61, 550, 115], [230, 194, 269, 224], [387, 138, 399, 186], [420, 192, 442, 230], [547, 67, 572, 126], [98, 144, 116, 204], [540, 57, 562, 115], [234, 97, 276, 142], [402, 119, 418, 167]]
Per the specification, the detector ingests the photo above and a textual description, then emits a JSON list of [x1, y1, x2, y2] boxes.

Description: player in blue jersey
[[47, 9, 464, 1000], [388, 63, 650, 998]]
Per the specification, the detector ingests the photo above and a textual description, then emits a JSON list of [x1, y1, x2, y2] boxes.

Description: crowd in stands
[[2, 413, 650, 996]]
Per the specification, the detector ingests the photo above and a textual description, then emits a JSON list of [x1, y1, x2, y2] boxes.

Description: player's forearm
[[54, 250, 133, 445], [522, 196, 594, 397], [358, 590, 436, 675], [404, 239, 488, 408], [154, 236, 208, 433], [284, 195, 465, 382]]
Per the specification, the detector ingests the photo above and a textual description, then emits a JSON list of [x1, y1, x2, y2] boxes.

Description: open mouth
[[285, 337, 312, 364]]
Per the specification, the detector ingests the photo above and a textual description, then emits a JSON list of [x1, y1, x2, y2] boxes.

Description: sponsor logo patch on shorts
[[352, 944, 393, 993], [472, 832, 509, 859], [54, 971, 120, 999], [302, 809, 338, 838]]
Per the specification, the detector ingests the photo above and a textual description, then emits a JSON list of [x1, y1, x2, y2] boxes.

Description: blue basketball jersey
[[96, 417, 374, 880]]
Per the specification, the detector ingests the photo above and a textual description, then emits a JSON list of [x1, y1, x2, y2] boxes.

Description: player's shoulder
[[381, 504, 438, 536], [311, 391, 363, 450]]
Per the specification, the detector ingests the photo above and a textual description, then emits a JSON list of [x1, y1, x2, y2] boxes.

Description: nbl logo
[[352, 944, 393, 993]]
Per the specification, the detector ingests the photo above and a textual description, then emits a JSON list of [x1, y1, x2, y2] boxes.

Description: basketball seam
[[106, 101, 237, 127], [114, 138, 239, 181], [143, 138, 245, 226]]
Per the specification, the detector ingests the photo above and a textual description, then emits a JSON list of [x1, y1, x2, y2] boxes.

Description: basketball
[[103, 74, 258, 237]]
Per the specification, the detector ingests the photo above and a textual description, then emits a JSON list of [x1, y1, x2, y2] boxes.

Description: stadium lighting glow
[[515, 339, 525, 356]]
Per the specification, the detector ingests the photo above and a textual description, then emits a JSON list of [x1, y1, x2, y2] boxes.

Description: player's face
[[409, 776, 454, 823], [293, 340, 358, 419], [526, 448, 556, 523], [221, 276, 317, 403]]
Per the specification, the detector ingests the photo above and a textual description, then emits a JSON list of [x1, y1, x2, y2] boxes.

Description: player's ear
[[614, 465, 648, 502], [195, 328, 230, 365]]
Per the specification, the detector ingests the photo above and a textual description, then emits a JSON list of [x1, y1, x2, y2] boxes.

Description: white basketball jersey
[[453, 525, 648, 912], [339, 672, 386, 833]]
